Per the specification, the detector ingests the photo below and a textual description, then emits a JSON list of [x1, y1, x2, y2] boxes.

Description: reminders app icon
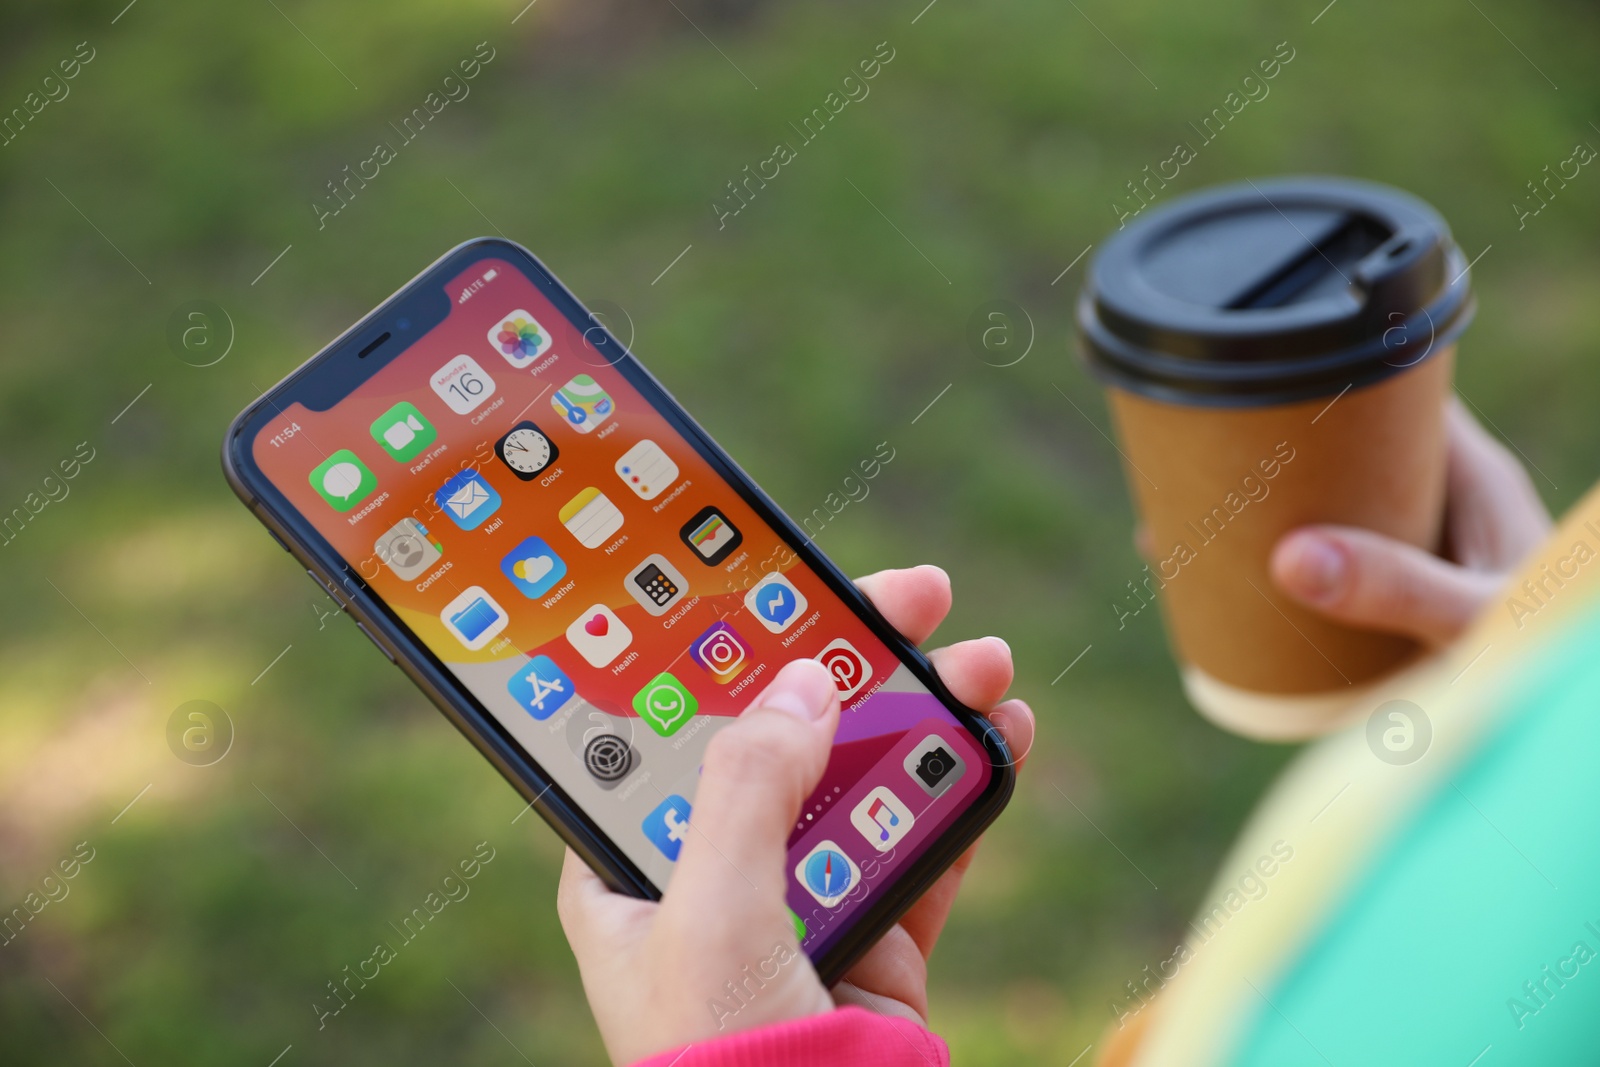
[[440, 586, 508, 651], [436, 469, 502, 530]]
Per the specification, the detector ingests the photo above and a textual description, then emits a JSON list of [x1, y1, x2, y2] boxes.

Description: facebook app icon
[[641, 794, 692, 862], [506, 655, 576, 721]]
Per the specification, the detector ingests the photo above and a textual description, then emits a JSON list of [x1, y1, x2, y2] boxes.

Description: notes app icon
[[560, 487, 624, 549], [849, 785, 914, 852]]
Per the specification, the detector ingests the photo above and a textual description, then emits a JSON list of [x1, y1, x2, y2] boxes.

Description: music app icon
[[849, 785, 916, 852]]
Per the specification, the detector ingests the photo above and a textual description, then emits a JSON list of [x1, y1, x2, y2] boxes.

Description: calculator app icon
[[623, 554, 690, 617]]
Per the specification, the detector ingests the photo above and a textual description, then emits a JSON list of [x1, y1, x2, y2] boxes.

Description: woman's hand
[[1270, 397, 1552, 646], [557, 565, 1035, 1065]]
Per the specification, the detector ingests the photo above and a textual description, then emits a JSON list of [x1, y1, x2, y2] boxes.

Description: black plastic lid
[[1076, 176, 1474, 406]]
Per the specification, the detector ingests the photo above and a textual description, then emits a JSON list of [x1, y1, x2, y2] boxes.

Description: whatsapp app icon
[[632, 672, 698, 738]]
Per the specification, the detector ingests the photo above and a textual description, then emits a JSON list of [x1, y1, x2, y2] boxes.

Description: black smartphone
[[223, 238, 1013, 982]]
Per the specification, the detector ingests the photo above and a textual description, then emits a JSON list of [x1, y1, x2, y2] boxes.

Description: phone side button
[[306, 569, 349, 611], [355, 622, 396, 663]]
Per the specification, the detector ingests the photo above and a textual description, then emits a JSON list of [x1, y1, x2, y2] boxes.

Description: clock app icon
[[495, 421, 559, 480]]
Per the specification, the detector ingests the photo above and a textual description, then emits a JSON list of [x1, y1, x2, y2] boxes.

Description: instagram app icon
[[690, 622, 753, 684]]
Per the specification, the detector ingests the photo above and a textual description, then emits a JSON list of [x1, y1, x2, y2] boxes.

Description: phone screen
[[246, 252, 994, 959]]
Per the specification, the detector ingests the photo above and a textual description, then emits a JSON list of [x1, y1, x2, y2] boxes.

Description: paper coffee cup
[[1077, 177, 1474, 740]]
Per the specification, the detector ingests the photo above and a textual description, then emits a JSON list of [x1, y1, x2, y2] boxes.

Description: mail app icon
[[435, 469, 502, 530]]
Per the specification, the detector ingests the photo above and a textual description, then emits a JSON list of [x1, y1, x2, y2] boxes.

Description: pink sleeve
[[628, 1006, 949, 1067]]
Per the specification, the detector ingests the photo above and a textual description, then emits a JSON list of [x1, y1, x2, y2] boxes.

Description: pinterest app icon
[[689, 621, 752, 684], [816, 638, 873, 700]]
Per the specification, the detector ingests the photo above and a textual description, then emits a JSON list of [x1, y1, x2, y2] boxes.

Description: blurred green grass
[[0, 0, 1597, 1062]]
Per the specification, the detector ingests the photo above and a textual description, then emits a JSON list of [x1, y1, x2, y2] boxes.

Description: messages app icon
[[309, 450, 377, 512], [369, 402, 436, 462], [435, 469, 502, 530], [500, 536, 566, 599]]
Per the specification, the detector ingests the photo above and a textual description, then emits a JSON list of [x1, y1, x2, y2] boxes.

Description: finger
[[1134, 523, 1155, 563], [556, 847, 655, 969], [927, 637, 1014, 710], [1270, 525, 1502, 646], [1443, 398, 1552, 568], [667, 660, 840, 910], [986, 698, 1036, 772], [834, 961, 931, 1023], [854, 566, 952, 645]]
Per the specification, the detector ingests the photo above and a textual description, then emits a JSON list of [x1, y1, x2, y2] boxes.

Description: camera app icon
[[902, 733, 966, 798]]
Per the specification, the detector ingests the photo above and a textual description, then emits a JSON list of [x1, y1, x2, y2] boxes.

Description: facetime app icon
[[559, 487, 624, 549]]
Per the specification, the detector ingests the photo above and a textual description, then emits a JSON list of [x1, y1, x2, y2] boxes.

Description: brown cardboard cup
[[1078, 178, 1474, 739]]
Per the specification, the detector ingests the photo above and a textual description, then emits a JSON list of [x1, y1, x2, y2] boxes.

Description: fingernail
[[1289, 534, 1346, 603], [987, 635, 1012, 656], [754, 660, 836, 722]]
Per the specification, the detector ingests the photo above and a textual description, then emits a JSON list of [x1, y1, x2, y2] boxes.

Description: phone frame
[[222, 237, 1015, 984]]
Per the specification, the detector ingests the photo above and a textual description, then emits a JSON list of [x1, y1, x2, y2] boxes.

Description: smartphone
[[223, 238, 1014, 982]]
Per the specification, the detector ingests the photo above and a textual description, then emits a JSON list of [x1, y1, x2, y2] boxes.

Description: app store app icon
[[507, 655, 576, 721]]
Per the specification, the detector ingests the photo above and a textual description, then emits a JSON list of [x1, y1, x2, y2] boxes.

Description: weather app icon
[[744, 572, 808, 634]]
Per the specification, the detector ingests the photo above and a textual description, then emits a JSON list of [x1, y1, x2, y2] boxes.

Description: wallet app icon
[[435, 469, 502, 530]]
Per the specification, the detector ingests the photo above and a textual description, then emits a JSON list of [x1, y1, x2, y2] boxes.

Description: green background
[[0, 0, 1595, 1063]]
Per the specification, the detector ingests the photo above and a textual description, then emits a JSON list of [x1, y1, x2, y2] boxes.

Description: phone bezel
[[222, 237, 1015, 985]]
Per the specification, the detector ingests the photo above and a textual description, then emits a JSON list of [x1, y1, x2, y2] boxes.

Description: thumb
[[1270, 525, 1501, 647], [667, 659, 840, 907]]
